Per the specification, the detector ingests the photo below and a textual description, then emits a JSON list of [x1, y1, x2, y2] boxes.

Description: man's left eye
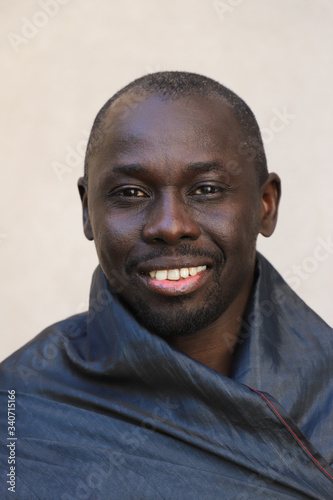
[[191, 185, 221, 195]]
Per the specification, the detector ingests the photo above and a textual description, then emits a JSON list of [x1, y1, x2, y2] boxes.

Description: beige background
[[1, 0, 332, 362]]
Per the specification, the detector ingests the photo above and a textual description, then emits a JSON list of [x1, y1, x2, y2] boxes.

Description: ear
[[78, 177, 94, 241], [258, 173, 281, 237]]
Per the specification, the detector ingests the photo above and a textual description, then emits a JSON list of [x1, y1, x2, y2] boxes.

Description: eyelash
[[111, 183, 227, 200], [114, 187, 148, 198], [190, 185, 223, 195]]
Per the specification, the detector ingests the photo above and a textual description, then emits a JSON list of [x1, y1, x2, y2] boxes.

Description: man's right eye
[[115, 187, 147, 197]]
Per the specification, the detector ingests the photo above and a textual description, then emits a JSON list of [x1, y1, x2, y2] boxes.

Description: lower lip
[[139, 270, 209, 296]]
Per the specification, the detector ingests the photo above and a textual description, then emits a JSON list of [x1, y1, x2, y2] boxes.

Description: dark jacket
[[1, 253, 332, 499]]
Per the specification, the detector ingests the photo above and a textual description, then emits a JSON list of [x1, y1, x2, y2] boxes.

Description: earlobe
[[258, 173, 281, 238], [78, 177, 94, 241]]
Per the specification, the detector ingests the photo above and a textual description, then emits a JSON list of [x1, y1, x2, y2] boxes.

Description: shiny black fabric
[[1, 253, 332, 499]]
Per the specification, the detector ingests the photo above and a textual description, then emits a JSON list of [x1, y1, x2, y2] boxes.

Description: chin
[[129, 289, 228, 339]]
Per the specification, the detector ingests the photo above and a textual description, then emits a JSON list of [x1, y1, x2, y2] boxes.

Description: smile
[[139, 265, 209, 296], [148, 266, 207, 281]]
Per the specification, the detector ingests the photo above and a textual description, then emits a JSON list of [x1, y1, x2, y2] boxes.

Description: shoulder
[[257, 252, 333, 340], [0, 313, 88, 390]]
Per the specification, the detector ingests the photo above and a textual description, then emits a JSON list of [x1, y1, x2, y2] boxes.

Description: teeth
[[155, 270, 167, 280], [149, 266, 206, 281], [168, 269, 180, 280], [180, 268, 189, 278]]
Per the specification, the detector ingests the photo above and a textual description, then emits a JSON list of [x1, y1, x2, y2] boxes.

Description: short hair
[[84, 71, 268, 185]]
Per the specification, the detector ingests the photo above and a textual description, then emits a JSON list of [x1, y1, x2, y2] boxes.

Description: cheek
[[91, 209, 141, 266], [201, 199, 259, 253]]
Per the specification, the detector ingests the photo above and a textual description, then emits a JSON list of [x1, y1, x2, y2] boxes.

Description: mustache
[[125, 244, 225, 274]]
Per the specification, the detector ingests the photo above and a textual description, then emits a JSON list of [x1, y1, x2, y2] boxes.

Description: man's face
[[80, 93, 265, 337]]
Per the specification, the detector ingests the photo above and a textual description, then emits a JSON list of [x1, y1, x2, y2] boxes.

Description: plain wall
[[1, 0, 332, 361]]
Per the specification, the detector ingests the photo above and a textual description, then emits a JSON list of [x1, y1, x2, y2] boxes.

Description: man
[[1, 72, 332, 499]]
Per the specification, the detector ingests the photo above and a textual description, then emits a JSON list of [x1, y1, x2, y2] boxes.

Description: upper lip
[[137, 258, 213, 274]]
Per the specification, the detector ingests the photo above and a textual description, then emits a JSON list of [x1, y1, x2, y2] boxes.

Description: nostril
[[142, 212, 200, 243]]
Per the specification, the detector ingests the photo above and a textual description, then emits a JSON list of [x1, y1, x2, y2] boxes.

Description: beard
[[130, 283, 227, 338], [121, 255, 244, 339], [109, 242, 256, 339], [112, 244, 226, 338]]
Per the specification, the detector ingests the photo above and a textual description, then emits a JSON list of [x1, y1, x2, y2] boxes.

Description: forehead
[[106, 92, 241, 143], [88, 92, 250, 180]]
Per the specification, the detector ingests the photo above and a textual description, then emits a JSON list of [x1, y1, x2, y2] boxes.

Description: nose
[[142, 190, 201, 244]]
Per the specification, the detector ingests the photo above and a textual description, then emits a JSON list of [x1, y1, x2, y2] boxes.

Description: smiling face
[[79, 92, 279, 338]]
